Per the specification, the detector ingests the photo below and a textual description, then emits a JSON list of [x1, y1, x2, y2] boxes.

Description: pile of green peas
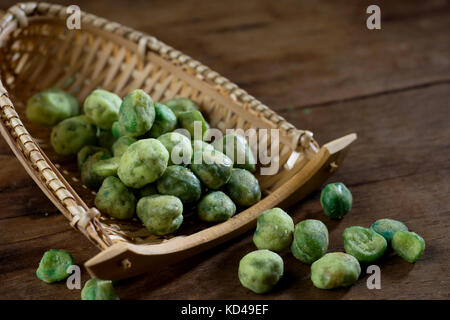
[[238, 182, 426, 293], [27, 88, 261, 237]]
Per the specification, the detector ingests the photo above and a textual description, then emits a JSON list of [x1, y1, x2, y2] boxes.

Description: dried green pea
[[92, 157, 121, 178], [213, 134, 256, 172], [95, 176, 136, 220], [311, 252, 361, 289], [343, 226, 387, 263], [320, 182, 352, 219], [137, 195, 183, 235], [225, 168, 261, 207], [178, 109, 209, 140], [238, 249, 283, 294], [81, 278, 119, 300], [111, 121, 128, 139], [118, 89, 155, 137], [190, 150, 233, 189], [77, 145, 110, 170], [81, 150, 111, 189], [157, 132, 193, 166], [291, 219, 329, 264], [197, 191, 236, 222], [392, 231, 425, 263], [371, 218, 408, 243], [84, 89, 122, 130], [156, 165, 202, 204], [36, 249, 74, 283], [148, 103, 177, 138], [253, 208, 294, 252], [192, 140, 215, 154], [112, 136, 137, 157], [164, 97, 198, 117]]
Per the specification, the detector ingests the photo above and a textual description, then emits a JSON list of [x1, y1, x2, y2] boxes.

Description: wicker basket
[[0, 2, 356, 280]]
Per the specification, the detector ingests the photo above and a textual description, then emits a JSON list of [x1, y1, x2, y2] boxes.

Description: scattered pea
[[198, 191, 236, 222], [81, 278, 119, 300], [392, 231, 425, 263], [95, 176, 136, 220], [118, 89, 155, 137], [112, 136, 137, 157], [253, 208, 294, 252], [225, 168, 261, 207], [36, 249, 74, 283], [371, 218, 408, 243], [213, 134, 256, 172], [164, 97, 198, 117], [311, 252, 361, 289], [178, 109, 209, 140], [320, 182, 352, 219], [157, 132, 192, 166], [343, 226, 387, 263], [81, 150, 111, 189], [92, 157, 120, 178], [83, 89, 122, 130], [291, 219, 328, 264], [148, 102, 177, 138], [137, 195, 183, 235], [157, 165, 202, 204], [190, 150, 233, 189]]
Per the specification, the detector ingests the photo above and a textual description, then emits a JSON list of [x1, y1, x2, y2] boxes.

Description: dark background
[[0, 0, 448, 299]]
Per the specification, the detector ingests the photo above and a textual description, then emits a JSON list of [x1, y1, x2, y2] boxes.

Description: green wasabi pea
[[137, 183, 158, 198], [84, 89, 122, 130], [95, 176, 136, 220], [320, 182, 352, 219], [164, 97, 198, 117], [97, 128, 116, 150], [118, 89, 155, 137], [238, 249, 283, 294], [26, 88, 79, 126], [81, 278, 119, 300], [213, 134, 256, 172], [117, 138, 169, 188], [253, 208, 294, 252], [111, 121, 127, 138], [291, 219, 329, 264], [198, 191, 236, 222], [371, 218, 408, 243], [343, 226, 387, 263], [311, 252, 361, 289], [178, 109, 209, 140], [148, 103, 177, 137], [137, 195, 183, 235], [36, 249, 74, 283], [225, 168, 261, 207], [190, 150, 233, 189], [50, 115, 97, 156], [192, 140, 215, 154], [156, 165, 202, 204], [392, 231, 425, 263], [157, 132, 193, 165], [112, 136, 137, 157], [81, 150, 112, 189], [77, 145, 110, 170], [92, 157, 120, 178]]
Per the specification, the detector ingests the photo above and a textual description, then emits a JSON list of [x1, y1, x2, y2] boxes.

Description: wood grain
[[0, 0, 449, 299]]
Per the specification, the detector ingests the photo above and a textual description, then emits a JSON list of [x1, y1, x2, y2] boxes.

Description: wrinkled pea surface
[[343, 226, 387, 263], [190, 150, 233, 189], [157, 165, 202, 204], [392, 231, 425, 263], [371, 218, 408, 243], [77, 145, 110, 170], [137, 195, 183, 235], [26, 88, 79, 126], [84, 89, 122, 130], [320, 182, 352, 219], [50, 115, 97, 156], [238, 249, 283, 294], [253, 208, 294, 252], [111, 120, 128, 139], [118, 138, 169, 188], [95, 176, 136, 219], [118, 89, 155, 137], [148, 103, 177, 138], [36, 249, 74, 283], [112, 136, 137, 157], [157, 132, 193, 166], [311, 252, 361, 289], [92, 157, 120, 178], [178, 109, 209, 140], [81, 278, 119, 300], [291, 219, 329, 264], [81, 150, 111, 189], [198, 191, 236, 222], [226, 168, 261, 207], [164, 97, 198, 117], [213, 134, 256, 172]]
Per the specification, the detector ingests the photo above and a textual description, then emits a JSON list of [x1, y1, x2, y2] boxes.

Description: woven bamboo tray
[[0, 2, 356, 280]]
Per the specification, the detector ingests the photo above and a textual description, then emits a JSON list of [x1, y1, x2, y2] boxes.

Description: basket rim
[[0, 1, 319, 250]]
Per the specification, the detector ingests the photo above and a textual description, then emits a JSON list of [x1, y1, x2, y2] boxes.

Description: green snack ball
[[118, 89, 155, 137], [81, 278, 119, 300], [84, 89, 122, 130], [77, 145, 110, 170], [50, 115, 97, 156], [311, 252, 361, 289], [392, 231, 425, 263], [291, 219, 329, 264], [225, 168, 261, 207], [343, 226, 387, 263], [190, 150, 233, 189], [81, 150, 111, 189], [178, 109, 209, 140], [198, 191, 236, 222], [95, 176, 136, 220], [156, 165, 201, 204], [192, 140, 215, 154], [137, 195, 183, 235], [112, 136, 137, 157], [213, 134, 256, 172], [36, 249, 74, 283], [137, 183, 158, 198], [92, 157, 120, 178], [157, 132, 193, 165], [371, 218, 408, 243], [320, 182, 352, 219], [164, 97, 198, 117], [26, 88, 79, 126], [253, 208, 294, 252], [238, 249, 283, 294], [148, 103, 177, 138], [117, 138, 169, 188], [111, 121, 128, 139], [97, 128, 116, 150]]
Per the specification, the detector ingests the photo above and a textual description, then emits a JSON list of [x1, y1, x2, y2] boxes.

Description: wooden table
[[0, 0, 448, 300]]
